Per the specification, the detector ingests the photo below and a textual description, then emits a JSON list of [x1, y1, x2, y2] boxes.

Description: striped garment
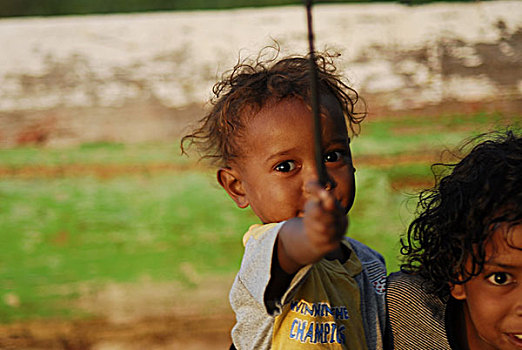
[[385, 272, 463, 350]]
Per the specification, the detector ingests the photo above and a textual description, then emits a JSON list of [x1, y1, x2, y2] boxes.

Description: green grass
[[353, 111, 512, 156], [0, 142, 189, 167], [0, 0, 473, 18], [0, 173, 256, 321], [0, 111, 518, 322]]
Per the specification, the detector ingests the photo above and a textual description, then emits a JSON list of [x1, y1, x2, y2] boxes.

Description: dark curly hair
[[400, 129, 522, 299], [180, 45, 365, 167]]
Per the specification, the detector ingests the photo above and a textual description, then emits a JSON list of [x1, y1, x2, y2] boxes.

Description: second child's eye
[[486, 272, 513, 286], [324, 151, 345, 163], [275, 161, 296, 173]]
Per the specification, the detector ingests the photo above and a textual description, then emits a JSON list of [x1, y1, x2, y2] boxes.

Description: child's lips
[[507, 333, 522, 347]]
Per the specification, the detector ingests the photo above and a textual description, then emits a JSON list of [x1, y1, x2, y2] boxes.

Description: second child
[[386, 129, 522, 350]]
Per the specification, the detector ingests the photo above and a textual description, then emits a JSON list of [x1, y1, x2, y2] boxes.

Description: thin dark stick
[[305, 0, 328, 187]]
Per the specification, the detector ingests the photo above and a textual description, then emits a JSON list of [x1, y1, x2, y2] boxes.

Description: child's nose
[[301, 165, 337, 192], [302, 167, 319, 190], [513, 289, 522, 317], [324, 178, 337, 191]]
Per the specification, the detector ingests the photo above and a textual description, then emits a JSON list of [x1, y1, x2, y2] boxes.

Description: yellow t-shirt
[[272, 243, 366, 349], [230, 223, 385, 350]]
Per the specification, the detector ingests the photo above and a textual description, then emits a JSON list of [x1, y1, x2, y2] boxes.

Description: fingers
[[304, 181, 335, 211], [303, 180, 347, 244]]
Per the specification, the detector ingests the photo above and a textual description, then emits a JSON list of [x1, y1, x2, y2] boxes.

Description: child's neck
[[454, 300, 470, 349]]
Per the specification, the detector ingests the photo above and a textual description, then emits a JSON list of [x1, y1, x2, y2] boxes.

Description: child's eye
[[275, 161, 296, 173], [323, 150, 345, 163], [486, 272, 513, 286]]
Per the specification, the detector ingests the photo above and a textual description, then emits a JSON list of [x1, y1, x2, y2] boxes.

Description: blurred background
[[0, 0, 520, 349]]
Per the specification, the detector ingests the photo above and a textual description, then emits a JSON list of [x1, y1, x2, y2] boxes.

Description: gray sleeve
[[228, 223, 281, 350], [229, 222, 312, 349], [235, 222, 281, 306], [229, 274, 274, 350]]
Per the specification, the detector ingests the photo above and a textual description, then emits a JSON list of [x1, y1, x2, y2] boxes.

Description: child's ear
[[449, 283, 467, 300], [217, 167, 249, 209]]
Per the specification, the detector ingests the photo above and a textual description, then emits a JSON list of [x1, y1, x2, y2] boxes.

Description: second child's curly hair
[[181, 46, 365, 167], [400, 129, 522, 299]]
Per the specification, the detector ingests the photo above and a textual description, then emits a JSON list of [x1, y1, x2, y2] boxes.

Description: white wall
[[0, 1, 521, 146]]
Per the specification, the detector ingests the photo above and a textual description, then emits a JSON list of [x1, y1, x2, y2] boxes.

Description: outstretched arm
[[265, 181, 348, 305], [278, 181, 348, 273]]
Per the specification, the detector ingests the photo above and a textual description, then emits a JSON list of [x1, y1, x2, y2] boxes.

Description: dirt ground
[[0, 275, 237, 350], [0, 314, 236, 350]]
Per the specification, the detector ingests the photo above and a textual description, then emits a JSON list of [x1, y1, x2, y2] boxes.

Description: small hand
[[276, 181, 349, 273], [303, 180, 348, 257]]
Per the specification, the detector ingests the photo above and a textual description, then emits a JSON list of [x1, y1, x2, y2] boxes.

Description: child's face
[[451, 223, 522, 350], [218, 96, 355, 224]]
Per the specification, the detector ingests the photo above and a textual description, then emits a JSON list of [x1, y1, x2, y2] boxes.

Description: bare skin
[[451, 224, 522, 350], [276, 181, 348, 274], [217, 95, 355, 299]]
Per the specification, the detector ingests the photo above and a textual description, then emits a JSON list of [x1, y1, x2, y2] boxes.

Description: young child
[[386, 129, 522, 349], [181, 48, 387, 349]]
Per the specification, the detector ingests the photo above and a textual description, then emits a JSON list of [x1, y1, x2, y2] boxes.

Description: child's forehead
[[235, 97, 349, 159], [484, 223, 522, 264], [246, 95, 345, 124], [501, 222, 522, 250]]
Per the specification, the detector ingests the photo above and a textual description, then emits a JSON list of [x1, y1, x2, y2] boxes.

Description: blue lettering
[[304, 303, 313, 316], [289, 301, 352, 319], [296, 320, 307, 342], [314, 322, 324, 343], [312, 303, 321, 317], [330, 323, 337, 343], [304, 322, 315, 343], [289, 319, 299, 339], [337, 324, 346, 344], [322, 304, 333, 317], [287, 302, 350, 345], [298, 303, 306, 314], [324, 323, 331, 342], [299, 302, 305, 315], [335, 307, 344, 320]]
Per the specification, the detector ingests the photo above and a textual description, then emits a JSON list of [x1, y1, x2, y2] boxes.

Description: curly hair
[[180, 45, 365, 167], [400, 129, 522, 299]]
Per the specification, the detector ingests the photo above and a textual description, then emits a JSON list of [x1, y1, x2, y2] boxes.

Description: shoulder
[[242, 222, 282, 247], [234, 222, 285, 307], [386, 271, 440, 309], [345, 238, 387, 295], [345, 237, 385, 266], [387, 271, 424, 292], [385, 272, 451, 349]]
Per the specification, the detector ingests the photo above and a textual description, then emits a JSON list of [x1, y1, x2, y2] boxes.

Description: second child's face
[[227, 96, 355, 224], [451, 223, 522, 350]]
